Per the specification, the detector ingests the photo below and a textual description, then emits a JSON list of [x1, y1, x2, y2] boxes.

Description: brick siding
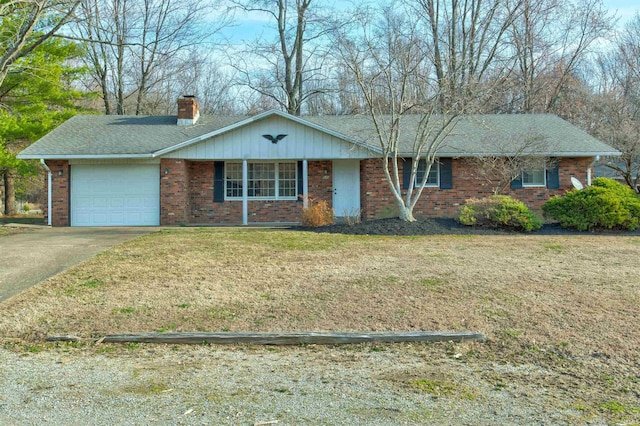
[[161, 160, 333, 225], [50, 156, 593, 226], [45, 160, 70, 226], [360, 157, 593, 220], [160, 158, 190, 225]]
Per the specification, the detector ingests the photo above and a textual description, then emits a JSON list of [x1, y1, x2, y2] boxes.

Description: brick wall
[[49, 157, 594, 226], [46, 160, 70, 226], [160, 158, 190, 225], [168, 160, 334, 225], [361, 157, 594, 220]]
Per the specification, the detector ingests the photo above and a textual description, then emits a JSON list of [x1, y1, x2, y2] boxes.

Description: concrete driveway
[[0, 226, 155, 303]]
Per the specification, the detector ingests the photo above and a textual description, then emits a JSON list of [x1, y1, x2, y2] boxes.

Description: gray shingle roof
[[18, 110, 619, 159], [306, 114, 620, 157], [18, 114, 248, 157]]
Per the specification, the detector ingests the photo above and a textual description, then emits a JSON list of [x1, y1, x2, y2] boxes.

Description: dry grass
[[0, 226, 26, 237], [1, 228, 639, 422], [1, 229, 638, 354]]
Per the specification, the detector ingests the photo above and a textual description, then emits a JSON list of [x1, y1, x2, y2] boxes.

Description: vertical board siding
[[164, 116, 372, 160]]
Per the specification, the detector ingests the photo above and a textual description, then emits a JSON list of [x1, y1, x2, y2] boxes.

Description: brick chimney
[[177, 95, 200, 126]]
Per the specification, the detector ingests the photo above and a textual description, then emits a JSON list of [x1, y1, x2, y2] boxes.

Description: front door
[[332, 160, 360, 218]]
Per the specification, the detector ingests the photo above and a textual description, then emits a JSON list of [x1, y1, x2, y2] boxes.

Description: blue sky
[[604, 0, 638, 25], [220, 0, 638, 43]]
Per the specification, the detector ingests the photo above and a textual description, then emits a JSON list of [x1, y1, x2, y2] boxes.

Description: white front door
[[332, 160, 360, 217]]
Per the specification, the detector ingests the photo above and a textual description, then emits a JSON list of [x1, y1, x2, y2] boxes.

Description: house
[[18, 96, 620, 227]]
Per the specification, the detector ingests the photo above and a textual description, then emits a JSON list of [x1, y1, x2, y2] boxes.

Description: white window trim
[[225, 161, 298, 201], [415, 159, 440, 188], [522, 168, 547, 187]]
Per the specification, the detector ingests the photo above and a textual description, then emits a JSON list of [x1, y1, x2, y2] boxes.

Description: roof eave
[[17, 153, 155, 160], [405, 151, 622, 158]]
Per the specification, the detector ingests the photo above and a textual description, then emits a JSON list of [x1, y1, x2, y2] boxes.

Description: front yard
[[1, 228, 639, 423]]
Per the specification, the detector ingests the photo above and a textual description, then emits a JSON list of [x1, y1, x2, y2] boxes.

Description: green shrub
[[542, 178, 640, 231], [458, 195, 542, 232]]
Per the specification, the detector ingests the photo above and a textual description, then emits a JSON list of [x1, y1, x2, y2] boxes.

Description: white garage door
[[71, 164, 160, 226]]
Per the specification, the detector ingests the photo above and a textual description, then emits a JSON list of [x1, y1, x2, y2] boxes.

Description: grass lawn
[[0, 225, 28, 237], [1, 228, 639, 422]]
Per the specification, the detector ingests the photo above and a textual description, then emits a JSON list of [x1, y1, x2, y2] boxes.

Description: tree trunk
[[0, 171, 4, 215], [3, 171, 16, 216], [398, 204, 416, 222]]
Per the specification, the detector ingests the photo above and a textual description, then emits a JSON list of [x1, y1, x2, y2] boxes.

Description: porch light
[[164, 168, 169, 175], [57, 170, 63, 176]]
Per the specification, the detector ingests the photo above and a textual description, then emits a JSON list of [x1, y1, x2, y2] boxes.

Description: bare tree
[[333, 6, 459, 222], [591, 14, 640, 192], [412, 0, 522, 112], [506, 0, 612, 114], [230, 0, 334, 116], [74, 0, 227, 115]]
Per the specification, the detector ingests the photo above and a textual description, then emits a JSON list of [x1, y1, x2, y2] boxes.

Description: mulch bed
[[297, 217, 640, 236]]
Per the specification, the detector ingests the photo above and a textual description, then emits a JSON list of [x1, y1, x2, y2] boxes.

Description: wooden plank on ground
[[96, 331, 485, 345]]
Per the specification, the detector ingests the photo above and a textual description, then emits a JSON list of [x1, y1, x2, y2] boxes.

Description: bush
[[300, 197, 334, 227], [542, 178, 640, 231], [458, 195, 542, 232]]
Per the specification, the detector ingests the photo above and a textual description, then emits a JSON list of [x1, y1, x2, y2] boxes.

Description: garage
[[71, 164, 160, 226]]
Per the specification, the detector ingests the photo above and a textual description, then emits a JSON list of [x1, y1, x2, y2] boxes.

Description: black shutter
[[297, 161, 303, 202], [213, 161, 224, 202], [547, 160, 560, 189], [402, 158, 412, 190], [439, 158, 453, 189], [511, 174, 523, 189]]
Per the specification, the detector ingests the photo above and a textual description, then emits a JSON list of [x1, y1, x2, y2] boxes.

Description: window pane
[[278, 163, 297, 197], [248, 163, 275, 197], [522, 169, 545, 186], [416, 160, 439, 186], [226, 163, 242, 197], [225, 162, 297, 199]]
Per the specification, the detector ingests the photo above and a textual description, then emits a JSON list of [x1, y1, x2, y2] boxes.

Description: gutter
[[18, 153, 153, 160], [40, 159, 52, 226]]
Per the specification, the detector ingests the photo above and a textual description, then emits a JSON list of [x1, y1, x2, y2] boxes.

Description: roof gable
[[157, 110, 375, 159]]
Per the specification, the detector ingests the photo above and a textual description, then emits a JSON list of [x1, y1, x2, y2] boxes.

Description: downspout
[[587, 155, 600, 186], [302, 160, 309, 209], [40, 159, 52, 226], [242, 159, 248, 226]]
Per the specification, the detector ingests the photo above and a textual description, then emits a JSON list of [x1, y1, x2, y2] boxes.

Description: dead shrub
[[300, 197, 334, 227]]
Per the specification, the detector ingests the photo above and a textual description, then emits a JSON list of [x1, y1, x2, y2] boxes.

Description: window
[[225, 162, 297, 199], [522, 168, 546, 187], [415, 160, 439, 187]]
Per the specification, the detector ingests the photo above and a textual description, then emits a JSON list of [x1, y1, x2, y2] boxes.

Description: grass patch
[[115, 307, 136, 315], [122, 380, 170, 395], [543, 243, 564, 252], [22, 345, 44, 353], [80, 279, 105, 289], [0, 226, 28, 237], [405, 377, 477, 401], [422, 278, 444, 288]]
